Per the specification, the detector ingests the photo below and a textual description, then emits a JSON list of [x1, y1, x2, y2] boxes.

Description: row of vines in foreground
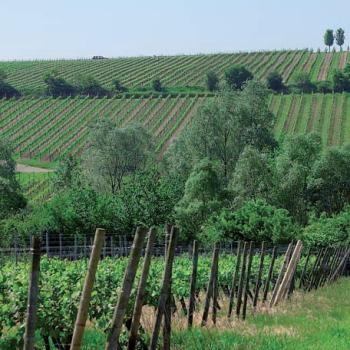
[[0, 50, 349, 92], [1, 93, 350, 161]]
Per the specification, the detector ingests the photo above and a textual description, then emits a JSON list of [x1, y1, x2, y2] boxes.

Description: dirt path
[[339, 51, 348, 69], [16, 164, 54, 173], [317, 53, 332, 81]]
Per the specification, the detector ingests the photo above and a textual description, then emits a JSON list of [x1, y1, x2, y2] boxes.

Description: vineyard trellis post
[[127, 228, 156, 350], [201, 242, 219, 326], [253, 241, 265, 309], [23, 235, 41, 350], [263, 246, 276, 302], [242, 242, 253, 320], [236, 242, 248, 318], [70, 228, 106, 350], [299, 247, 311, 289], [105, 227, 147, 350], [228, 240, 242, 318], [149, 226, 178, 350], [187, 240, 199, 329]]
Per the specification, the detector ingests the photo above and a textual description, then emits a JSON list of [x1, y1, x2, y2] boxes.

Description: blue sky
[[1, 0, 350, 60]]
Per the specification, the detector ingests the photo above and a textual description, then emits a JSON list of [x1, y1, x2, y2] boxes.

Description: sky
[[1, 0, 350, 60]]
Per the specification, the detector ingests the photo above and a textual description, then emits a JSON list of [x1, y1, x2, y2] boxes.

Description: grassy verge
[[15, 157, 58, 170], [173, 278, 350, 350]]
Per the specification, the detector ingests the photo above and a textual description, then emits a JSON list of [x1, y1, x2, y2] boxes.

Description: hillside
[[1, 93, 350, 162], [0, 50, 349, 93]]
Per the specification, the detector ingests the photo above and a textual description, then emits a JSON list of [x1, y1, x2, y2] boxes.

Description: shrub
[[200, 199, 297, 245], [293, 72, 316, 93], [266, 71, 285, 92], [205, 71, 219, 91], [316, 80, 332, 93], [224, 65, 253, 90], [152, 78, 163, 92]]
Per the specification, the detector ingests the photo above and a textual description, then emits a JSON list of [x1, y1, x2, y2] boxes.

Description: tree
[[229, 146, 275, 207], [112, 79, 128, 93], [0, 69, 20, 98], [335, 28, 345, 51], [293, 72, 315, 92], [75, 75, 108, 97], [266, 71, 285, 92], [205, 71, 219, 91], [175, 159, 222, 241], [224, 65, 253, 90], [152, 78, 163, 92], [0, 140, 26, 219], [166, 81, 276, 182], [44, 71, 76, 97], [274, 133, 322, 224], [333, 68, 350, 92], [324, 29, 334, 52], [82, 120, 153, 194]]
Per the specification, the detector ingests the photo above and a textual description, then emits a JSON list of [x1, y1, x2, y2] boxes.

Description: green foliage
[[293, 72, 316, 92], [75, 74, 108, 97], [324, 29, 334, 51], [0, 140, 26, 219], [316, 80, 332, 93], [176, 159, 223, 241], [266, 71, 285, 92], [44, 71, 76, 97], [205, 71, 219, 91], [112, 78, 128, 93], [303, 209, 350, 247], [152, 78, 163, 92], [200, 199, 297, 245], [333, 66, 350, 92], [0, 69, 20, 98], [82, 120, 153, 193], [54, 155, 80, 190], [335, 28, 345, 50], [224, 65, 253, 90]]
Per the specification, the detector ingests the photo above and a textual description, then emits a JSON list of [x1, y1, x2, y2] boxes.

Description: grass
[[31, 278, 350, 349], [172, 278, 350, 350], [15, 157, 57, 170]]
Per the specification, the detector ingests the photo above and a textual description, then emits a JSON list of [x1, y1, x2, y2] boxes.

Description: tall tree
[[224, 65, 253, 90], [324, 29, 334, 52], [205, 71, 219, 91], [335, 28, 345, 51], [82, 120, 153, 193], [166, 81, 276, 182]]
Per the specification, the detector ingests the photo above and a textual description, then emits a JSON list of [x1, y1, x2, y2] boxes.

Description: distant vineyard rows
[[1, 93, 350, 162], [0, 50, 349, 92]]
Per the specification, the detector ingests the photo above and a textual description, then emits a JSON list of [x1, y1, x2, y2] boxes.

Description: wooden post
[[299, 247, 311, 289], [236, 242, 248, 318], [105, 227, 147, 350], [253, 242, 265, 308], [329, 248, 350, 281], [242, 242, 253, 320], [149, 227, 178, 350], [212, 244, 220, 325], [127, 228, 156, 350], [70, 228, 106, 350], [228, 241, 242, 318], [187, 240, 199, 329], [163, 224, 172, 350], [201, 243, 220, 326], [262, 247, 276, 302], [271, 241, 303, 307], [327, 247, 341, 282], [307, 248, 324, 291], [270, 243, 293, 307], [23, 236, 41, 350]]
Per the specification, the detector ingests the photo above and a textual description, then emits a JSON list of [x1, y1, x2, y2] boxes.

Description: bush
[[302, 209, 350, 247], [266, 71, 285, 92], [224, 65, 253, 90], [152, 78, 163, 92], [112, 79, 128, 93], [44, 72, 76, 97], [316, 80, 332, 93], [333, 68, 350, 92], [75, 75, 108, 97], [205, 71, 219, 91], [200, 199, 297, 245], [293, 72, 316, 93]]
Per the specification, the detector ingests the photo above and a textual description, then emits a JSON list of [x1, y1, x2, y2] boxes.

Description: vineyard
[[1, 228, 348, 349], [0, 50, 349, 93], [1, 93, 350, 163]]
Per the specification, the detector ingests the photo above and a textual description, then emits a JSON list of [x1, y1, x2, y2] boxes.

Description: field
[[1, 93, 350, 163], [0, 50, 349, 93]]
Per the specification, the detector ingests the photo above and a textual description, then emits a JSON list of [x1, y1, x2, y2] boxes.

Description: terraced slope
[[1, 93, 350, 162], [1, 50, 349, 93]]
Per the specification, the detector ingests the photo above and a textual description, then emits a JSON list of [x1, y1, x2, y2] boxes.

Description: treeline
[[2, 81, 350, 248]]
